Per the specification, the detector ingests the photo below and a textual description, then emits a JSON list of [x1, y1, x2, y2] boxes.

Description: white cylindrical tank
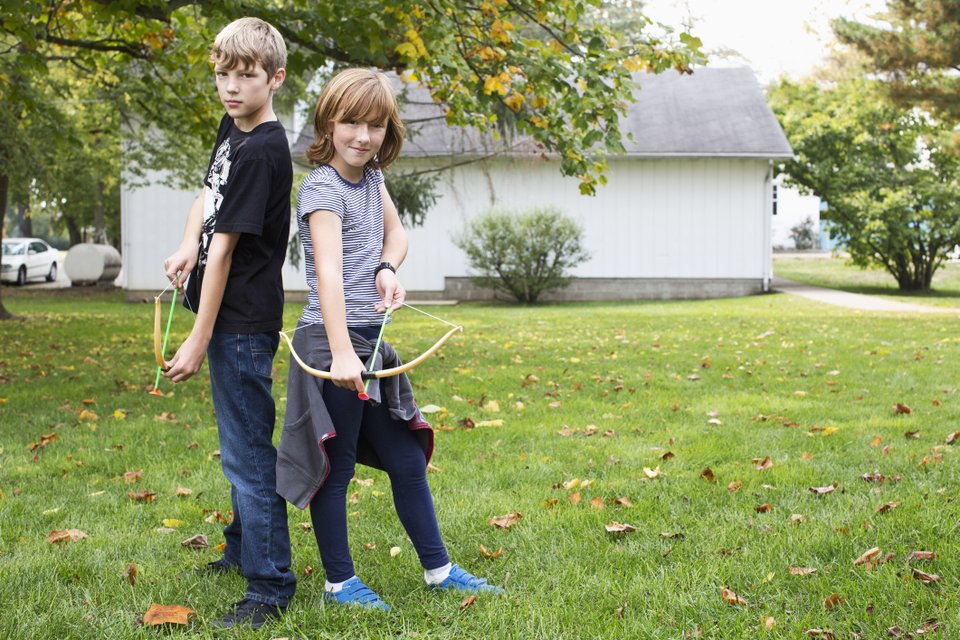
[[65, 243, 122, 285]]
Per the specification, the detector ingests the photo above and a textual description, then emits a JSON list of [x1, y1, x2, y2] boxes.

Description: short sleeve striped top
[[297, 164, 386, 327]]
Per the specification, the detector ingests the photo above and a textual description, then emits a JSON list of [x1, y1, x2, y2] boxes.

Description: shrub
[[453, 206, 590, 303], [790, 215, 817, 250]]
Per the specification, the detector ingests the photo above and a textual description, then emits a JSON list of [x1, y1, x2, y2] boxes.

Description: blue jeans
[[207, 331, 295, 606]]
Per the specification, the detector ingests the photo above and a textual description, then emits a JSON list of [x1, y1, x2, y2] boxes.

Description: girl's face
[[327, 116, 387, 181]]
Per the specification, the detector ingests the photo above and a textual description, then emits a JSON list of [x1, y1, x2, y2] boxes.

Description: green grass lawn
[[1, 287, 959, 638], [774, 254, 960, 309]]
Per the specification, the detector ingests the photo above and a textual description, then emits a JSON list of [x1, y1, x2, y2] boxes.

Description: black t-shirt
[[184, 114, 292, 333]]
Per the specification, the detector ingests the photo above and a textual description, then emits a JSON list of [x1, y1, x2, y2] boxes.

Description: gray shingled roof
[[291, 67, 793, 163]]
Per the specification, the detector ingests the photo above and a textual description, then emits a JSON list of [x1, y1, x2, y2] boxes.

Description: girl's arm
[[375, 183, 408, 313], [310, 209, 367, 393]]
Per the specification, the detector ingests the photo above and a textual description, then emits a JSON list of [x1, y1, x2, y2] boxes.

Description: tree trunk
[[63, 213, 83, 246], [92, 179, 107, 244], [16, 203, 32, 237], [0, 173, 13, 320]]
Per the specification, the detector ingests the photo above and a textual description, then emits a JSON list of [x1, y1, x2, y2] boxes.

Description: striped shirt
[[297, 164, 386, 327]]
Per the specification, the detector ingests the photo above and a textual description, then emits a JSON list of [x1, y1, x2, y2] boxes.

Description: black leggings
[[308, 326, 450, 582]]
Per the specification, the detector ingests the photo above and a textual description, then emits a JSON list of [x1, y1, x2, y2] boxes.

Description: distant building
[[122, 67, 793, 301]]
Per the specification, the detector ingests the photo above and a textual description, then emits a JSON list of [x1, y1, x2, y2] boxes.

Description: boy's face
[[214, 62, 285, 131]]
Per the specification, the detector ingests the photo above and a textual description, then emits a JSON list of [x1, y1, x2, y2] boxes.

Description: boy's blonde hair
[[210, 17, 287, 78], [306, 68, 406, 170]]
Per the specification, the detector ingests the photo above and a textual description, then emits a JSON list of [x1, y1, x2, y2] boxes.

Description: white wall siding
[[398, 157, 770, 292]]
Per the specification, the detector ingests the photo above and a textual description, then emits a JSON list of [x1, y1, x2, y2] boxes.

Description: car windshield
[[2, 242, 26, 256]]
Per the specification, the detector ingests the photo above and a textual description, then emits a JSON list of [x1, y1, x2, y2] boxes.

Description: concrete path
[[773, 278, 957, 314]]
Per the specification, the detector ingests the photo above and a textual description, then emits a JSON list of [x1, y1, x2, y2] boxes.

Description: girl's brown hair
[[306, 68, 405, 169]]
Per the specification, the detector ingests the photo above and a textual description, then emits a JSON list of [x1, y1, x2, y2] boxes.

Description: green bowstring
[[152, 288, 178, 391], [359, 306, 392, 400]]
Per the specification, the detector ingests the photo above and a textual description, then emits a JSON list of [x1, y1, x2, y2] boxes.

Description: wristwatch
[[374, 261, 396, 276]]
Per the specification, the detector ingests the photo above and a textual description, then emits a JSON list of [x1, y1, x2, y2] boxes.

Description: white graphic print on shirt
[[199, 138, 232, 269]]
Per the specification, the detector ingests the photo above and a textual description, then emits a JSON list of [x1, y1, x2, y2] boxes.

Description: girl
[[277, 68, 501, 611]]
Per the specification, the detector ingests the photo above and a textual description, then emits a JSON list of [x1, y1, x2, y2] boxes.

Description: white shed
[[121, 67, 792, 301]]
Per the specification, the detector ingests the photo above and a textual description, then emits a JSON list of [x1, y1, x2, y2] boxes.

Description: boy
[[162, 17, 295, 629]]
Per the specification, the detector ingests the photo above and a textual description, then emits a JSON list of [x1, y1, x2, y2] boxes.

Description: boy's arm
[[163, 231, 239, 383], [164, 187, 208, 289], [375, 183, 408, 313], [310, 210, 367, 394]]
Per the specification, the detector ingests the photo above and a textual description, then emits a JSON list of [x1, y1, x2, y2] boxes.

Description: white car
[[1, 237, 59, 285]]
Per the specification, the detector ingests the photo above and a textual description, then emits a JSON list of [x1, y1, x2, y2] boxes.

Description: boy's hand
[[330, 352, 367, 394], [162, 332, 209, 383], [164, 247, 198, 291], [374, 269, 405, 313]]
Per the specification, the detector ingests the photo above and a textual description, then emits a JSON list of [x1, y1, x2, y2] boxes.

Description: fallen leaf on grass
[[947, 431, 960, 444], [161, 519, 184, 528], [78, 409, 98, 421], [590, 497, 605, 510], [728, 480, 742, 492], [143, 604, 194, 626], [479, 544, 504, 559], [905, 430, 920, 439], [642, 466, 660, 479], [912, 568, 941, 584], [809, 482, 838, 495], [752, 456, 773, 471], [610, 497, 633, 507], [660, 451, 675, 461], [459, 595, 477, 612], [907, 551, 936, 562], [804, 630, 836, 640], [823, 593, 845, 610], [28, 433, 58, 451], [789, 566, 817, 576], [47, 529, 87, 544], [870, 435, 883, 447], [180, 534, 208, 549], [390, 546, 402, 557], [605, 522, 637, 534], [700, 467, 715, 482], [419, 404, 443, 414], [762, 616, 775, 631], [122, 562, 137, 587], [854, 547, 881, 566], [791, 514, 805, 523], [568, 492, 582, 505], [489, 512, 522, 529], [127, 489, 157, 503], [875, 502, 900, 514], [720, 587, 746, 606], [893, 403, 912, 415], [123, 469, 143, 484], [175, 486, 192, 496], [754, 503, 773, 513]]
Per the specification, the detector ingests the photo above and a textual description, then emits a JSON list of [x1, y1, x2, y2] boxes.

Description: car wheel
[[46, 262, 57, 282], [16, 266, 26, 286]]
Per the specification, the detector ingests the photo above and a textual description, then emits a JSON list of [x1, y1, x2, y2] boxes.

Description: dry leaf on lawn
[[912, 568, 941, 584], [700, 467, 715, 482], [127, 489, 157, 503], [180, 534, 209, 549], [809, 482, 838, 495], [875, 502, 900, 514], [754, 503, 773, 513], [489, 512, 522, 529], [728, 480, 742, 492], [720, 587, 746, 606], [854, 547, 881, 566], [122, 562, 137, 587], [752, 456, 773, 470], [143, 603, 194, 626], [47, 529, 87, 544], [823, 593, 845, 610], [459, 595, 477, 611], [479, 544, 504, 559], [642, 466, 660, 479], [906, 551, 936, 562], [789, 566, 817, 576], [604, 521, 637, 534], [123, 469, 144, 484], [893, 403, 912, 415]]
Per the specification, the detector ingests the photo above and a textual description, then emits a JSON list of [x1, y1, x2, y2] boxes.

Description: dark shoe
[[213, 598, 284, 630], [199, 557, 241, 575]]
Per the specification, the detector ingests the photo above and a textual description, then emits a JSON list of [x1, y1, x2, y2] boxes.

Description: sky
[[641, 0, 889, 83]]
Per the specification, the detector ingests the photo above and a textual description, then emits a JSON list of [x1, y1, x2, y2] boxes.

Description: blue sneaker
[[324, 576, 391, 611], [429, 564, 504, 594]]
